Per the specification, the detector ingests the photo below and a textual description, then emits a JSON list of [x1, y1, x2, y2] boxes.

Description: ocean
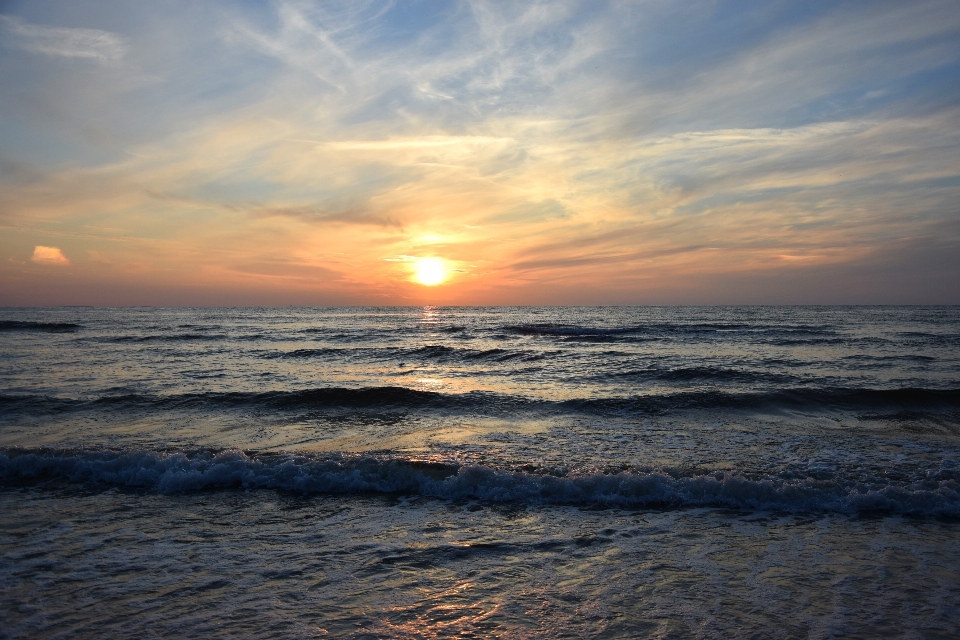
[[1, 306, 959, 638]]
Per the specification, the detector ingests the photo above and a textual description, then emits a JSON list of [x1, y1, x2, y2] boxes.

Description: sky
[[1, 0, 959, 306]]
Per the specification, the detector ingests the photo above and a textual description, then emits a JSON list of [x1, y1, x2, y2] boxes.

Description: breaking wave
[[2, 448, 957, 516]]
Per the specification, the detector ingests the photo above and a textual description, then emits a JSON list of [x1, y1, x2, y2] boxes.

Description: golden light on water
[[413, 258, 448, 286]]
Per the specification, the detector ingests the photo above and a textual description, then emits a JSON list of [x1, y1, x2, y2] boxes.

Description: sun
[[413, 257, 448, 286]]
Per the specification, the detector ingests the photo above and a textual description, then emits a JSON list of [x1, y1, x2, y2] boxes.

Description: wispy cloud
[[1, 0, 958, 303], [0, 15, 127, 63]]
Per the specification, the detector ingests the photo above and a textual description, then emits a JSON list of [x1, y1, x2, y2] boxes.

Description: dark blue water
[[2, 307, 959, 637]]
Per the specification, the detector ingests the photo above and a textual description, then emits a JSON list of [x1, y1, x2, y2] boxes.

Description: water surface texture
[[2, 306, 959, 638]]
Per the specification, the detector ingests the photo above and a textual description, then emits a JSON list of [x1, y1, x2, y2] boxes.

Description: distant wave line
[[2, 386, 959, 417]]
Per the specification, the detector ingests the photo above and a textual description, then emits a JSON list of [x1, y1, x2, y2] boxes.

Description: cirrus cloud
[[0, 15, 127, 63]]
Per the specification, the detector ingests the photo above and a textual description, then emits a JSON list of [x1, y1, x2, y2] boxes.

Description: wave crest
[[2, 448, 957, 516], [0, 320, 81, 332], [2, 386, 959, 419]]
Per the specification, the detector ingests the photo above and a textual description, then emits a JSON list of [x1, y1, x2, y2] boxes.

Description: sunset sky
[[2, 0, 959, 305]]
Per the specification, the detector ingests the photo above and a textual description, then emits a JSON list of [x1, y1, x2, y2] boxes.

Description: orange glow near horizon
[[0, 3, 957, 306]]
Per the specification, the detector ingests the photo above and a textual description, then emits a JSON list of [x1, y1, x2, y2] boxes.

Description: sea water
[[1, 306, 958, 638]]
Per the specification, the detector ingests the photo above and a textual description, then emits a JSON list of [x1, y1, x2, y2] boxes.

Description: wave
[[465, 348, 539, 362], [0, 387, 526, 414], [607, 366, 799, 385], [562, 387, 960, 415], [2, 448, 957, 516], [503, 324, 658, 344], [267, 347, 344, 358], [404, 345, 546, 363], [437, 325, 468, 333], [2, 386, 959, 417], [768, 336, 890, 347], [267, 345, 544, 363], [842, 354, 937, 363], [0, 320, 81, 332], [95, 333, 229, 343], [502, 322, 841, 343]]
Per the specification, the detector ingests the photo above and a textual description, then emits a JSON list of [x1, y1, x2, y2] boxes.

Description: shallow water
[[2, 306, 959, 637], [4, 487, 959, 639]]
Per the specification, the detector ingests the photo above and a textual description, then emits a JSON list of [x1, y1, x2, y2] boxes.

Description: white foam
[[2, 448, 958, 516]]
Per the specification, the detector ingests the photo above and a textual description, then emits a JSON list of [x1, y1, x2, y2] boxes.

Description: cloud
[[1, 0, 958, 303], [253, 203, 404, 228], [31, 245, 69, 265], [226, 259, 342, 281], [0, 15, 127, 63]]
